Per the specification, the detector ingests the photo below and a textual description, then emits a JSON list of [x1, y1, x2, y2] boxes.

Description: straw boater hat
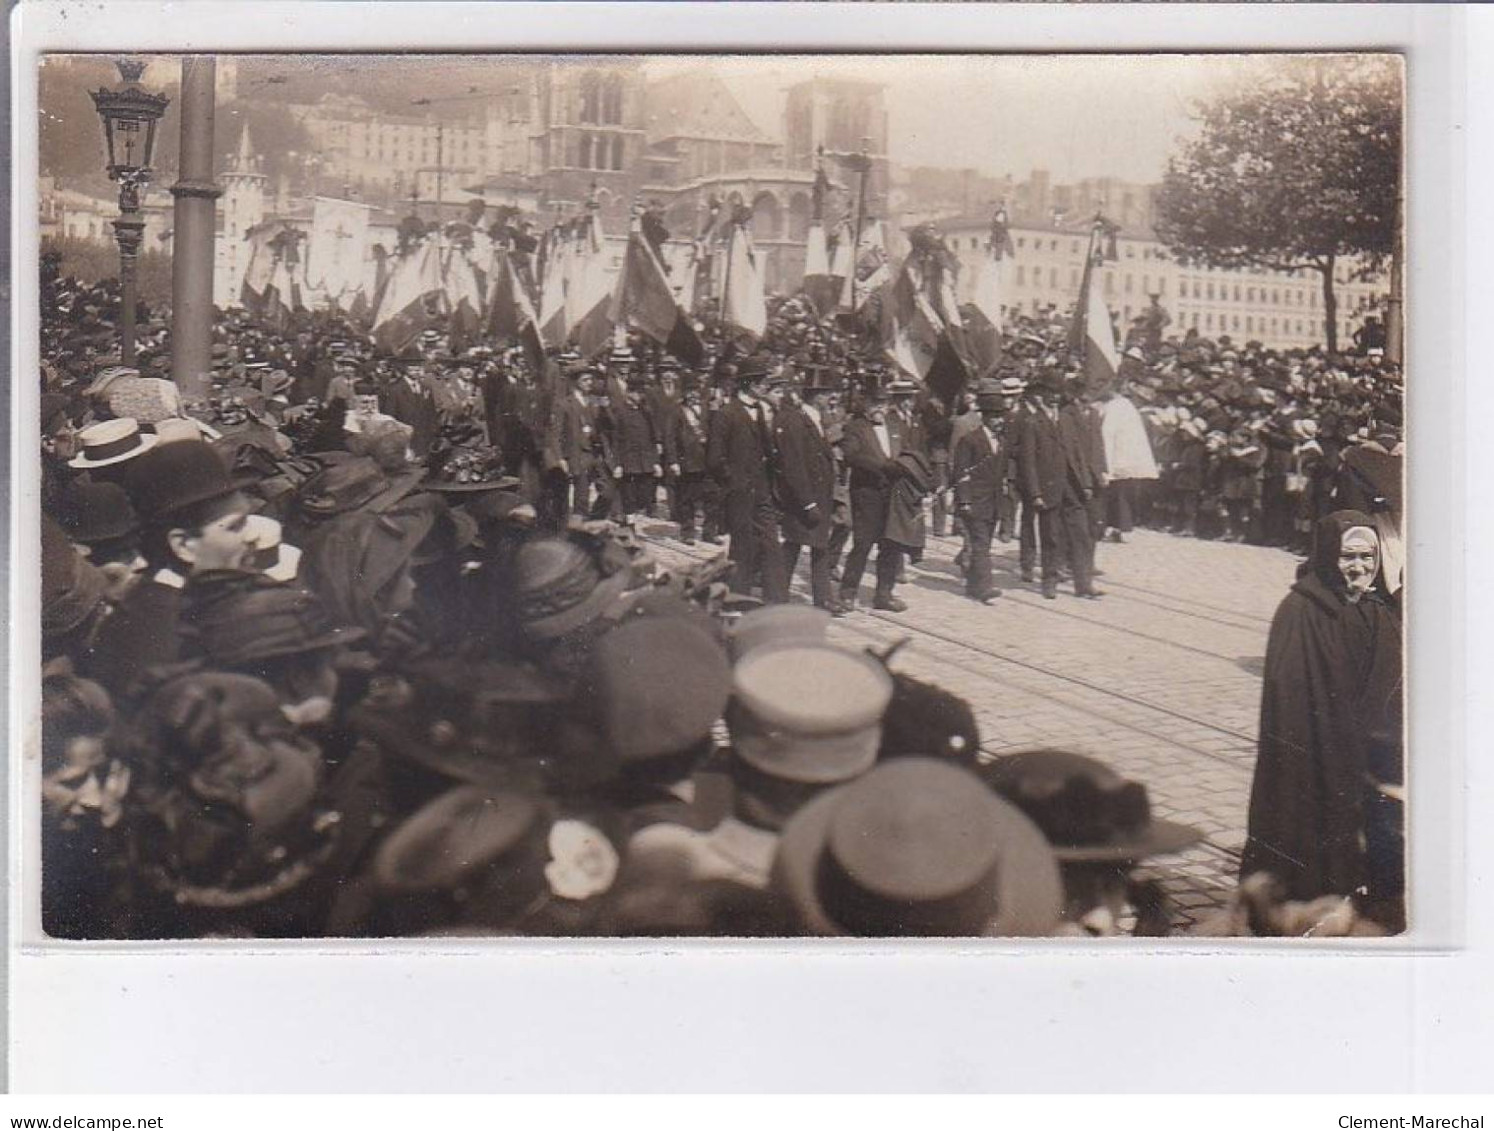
[[68, 417, 157, 469], [242, 514, 302, 583]]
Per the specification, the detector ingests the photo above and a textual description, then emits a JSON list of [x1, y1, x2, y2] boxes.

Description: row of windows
[[1012, 264, 1169, 298], [1177, 280, 1318, 307], [575, 133, 626, 171], [578, 74, 626, 126]]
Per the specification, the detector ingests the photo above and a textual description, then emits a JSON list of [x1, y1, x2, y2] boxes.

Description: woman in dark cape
[[1240, 510, 1404, 923]]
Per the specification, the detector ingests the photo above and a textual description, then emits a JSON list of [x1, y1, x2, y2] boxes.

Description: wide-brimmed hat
[[976, 749, 1203, 864], [350, 658, 576, 790], [771, 757, 1064, 937], [727, 604, 832, 664], [68, 417, 158, 469], [728, 643, 893, 785], [180, 573, 365, 667], [578, 617, 732, 767], [122, 439, 248, 525], [513, 536, 633, 641], [298, 457, 424, 519], [373, 785, 545, 894]]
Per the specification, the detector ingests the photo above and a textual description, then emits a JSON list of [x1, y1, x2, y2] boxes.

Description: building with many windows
[[934, 212, 1386, 351]]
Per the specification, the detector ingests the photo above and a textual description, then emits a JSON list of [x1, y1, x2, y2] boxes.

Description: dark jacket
[[664, 402, 710, 476], [1016, 403, 1097, 507], [604, 400, 658, 475], [841, 416, 901, 542], [707, 398, 773, 501], [951, 423, 1008, 524], [544, 392, 599, 473], [773, 404, 837, 548], [381, 378, 440, 457]]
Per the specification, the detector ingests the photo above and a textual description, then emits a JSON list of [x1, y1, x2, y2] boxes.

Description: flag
[[487, 248, 544, 369], [802, 220, 838, 316], [566, 212, 614, 358], [721, 223, 767, 340], [259, 255, 302, 332], [537, 224, 573, 347], [371, 237, 445, 356], [840, 220, 892, 311], [444, 241, 486, 351], [1070, 221, 1121, 394], [239, 219, 286, 312], [967, 208, 1014, 373], [882, 227, 971, 403], [304, 197, 371, 306], [610, 229, 705, 366]]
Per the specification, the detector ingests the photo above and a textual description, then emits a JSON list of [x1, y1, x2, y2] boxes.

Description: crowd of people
[[36, 250, 1406, 940]]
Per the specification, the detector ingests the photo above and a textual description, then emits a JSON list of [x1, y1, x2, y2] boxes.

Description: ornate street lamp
[[90, 59, 170, 364]]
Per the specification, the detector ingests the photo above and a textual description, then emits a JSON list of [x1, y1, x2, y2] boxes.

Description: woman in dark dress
[[1240, 510, 1404, 929]]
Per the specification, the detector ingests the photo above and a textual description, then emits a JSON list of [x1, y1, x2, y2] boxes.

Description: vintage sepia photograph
[[30, 51, 1405, 942]]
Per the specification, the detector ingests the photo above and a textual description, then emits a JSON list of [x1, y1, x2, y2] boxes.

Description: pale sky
[[647, 54, 1257, 183]]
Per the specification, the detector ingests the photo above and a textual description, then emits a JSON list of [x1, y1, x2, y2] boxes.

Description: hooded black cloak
[[1239, 510, 1404, 903]]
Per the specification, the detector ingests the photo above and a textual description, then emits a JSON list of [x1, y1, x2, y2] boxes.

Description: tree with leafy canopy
[[1154, 56, 1401, 354]]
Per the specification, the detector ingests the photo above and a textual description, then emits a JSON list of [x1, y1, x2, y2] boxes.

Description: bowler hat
[[771, 758, 1063, 936], [728, 643, 893, 785], [56, 481, 139, 547], [976, 749, 1202, 864], [68, 417, 158, 469], [123, 439, 247, 526]]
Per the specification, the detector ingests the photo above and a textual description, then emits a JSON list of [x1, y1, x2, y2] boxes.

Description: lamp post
[[90, 59, 170, 366]]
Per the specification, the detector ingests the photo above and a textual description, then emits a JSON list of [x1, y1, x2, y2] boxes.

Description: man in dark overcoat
[[543, 366, 602, 524], [774, 368, 843, 614], [380, 360, 440, 457], [707, 357, 788, 602], [837, 381, 909, 612], [952, 377, 1011, 604], [604, 377, 662, 522], [1016, 367, 1103, 599], [663, 381, 712, 544]]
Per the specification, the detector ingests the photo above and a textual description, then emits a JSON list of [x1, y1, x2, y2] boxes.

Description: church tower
[[215, 125, 268, 307]]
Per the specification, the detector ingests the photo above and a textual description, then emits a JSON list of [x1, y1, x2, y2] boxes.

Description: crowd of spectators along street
[[35, 247, 1405, 940]]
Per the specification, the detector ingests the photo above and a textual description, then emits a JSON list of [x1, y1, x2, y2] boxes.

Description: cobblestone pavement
[[640, 517, 1300, 933]]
